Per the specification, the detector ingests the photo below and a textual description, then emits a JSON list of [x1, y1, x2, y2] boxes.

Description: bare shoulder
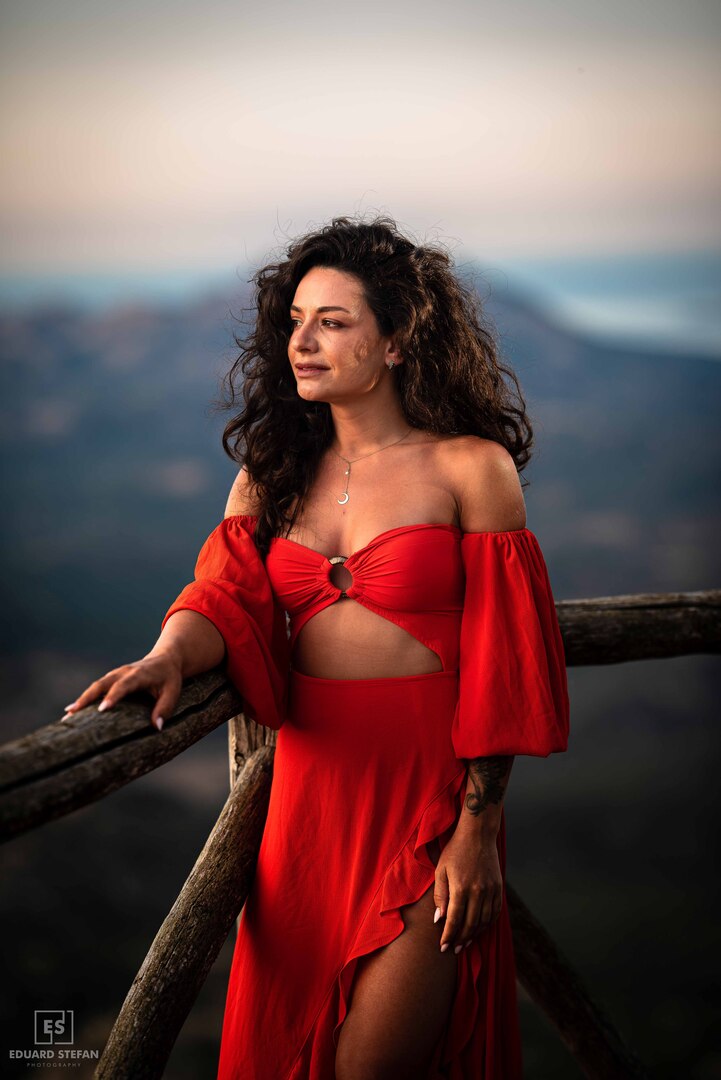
[[439, 435, 526, 533], [224, 466, 263, 518]]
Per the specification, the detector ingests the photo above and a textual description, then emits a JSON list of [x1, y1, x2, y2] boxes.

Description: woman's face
[[288, 266, 400, 404]]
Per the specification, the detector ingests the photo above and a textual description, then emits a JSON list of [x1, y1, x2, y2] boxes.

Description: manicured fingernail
[[434, 907, 441, 924], [440, 943, 449, 953], [64, 703, 77, 711], [454, 944, 463, 954], [154, 716, 164, 731], [97, 700, 110, 712]]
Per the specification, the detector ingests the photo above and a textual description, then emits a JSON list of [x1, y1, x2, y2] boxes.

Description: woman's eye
[[289, 319, 342, 329]]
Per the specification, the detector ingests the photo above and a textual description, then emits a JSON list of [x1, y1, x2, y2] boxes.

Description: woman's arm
[[63, 467, 264, 727], [453, 435, 526, 833], [62, 605, 228, 729], [146, 609, 226, 678], [146, 466, 261, 674], [147, 466, 262, 676], [433, 438, 526, 951], [457, 754, 515, 839]]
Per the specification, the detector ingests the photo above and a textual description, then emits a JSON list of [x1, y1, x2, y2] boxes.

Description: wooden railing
[[2, 588, 719, 1079]]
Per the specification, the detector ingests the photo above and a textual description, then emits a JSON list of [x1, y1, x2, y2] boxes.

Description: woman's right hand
[[60, 650, 184, 731]]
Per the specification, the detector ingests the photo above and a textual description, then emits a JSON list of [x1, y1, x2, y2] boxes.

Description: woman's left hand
[[432, 826, 503, 953]]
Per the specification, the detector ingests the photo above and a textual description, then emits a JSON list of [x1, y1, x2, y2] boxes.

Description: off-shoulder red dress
[[161, 515, 570, 1079]]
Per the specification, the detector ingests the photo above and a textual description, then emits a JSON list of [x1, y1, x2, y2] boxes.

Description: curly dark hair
[[217, 213, 534, 559]]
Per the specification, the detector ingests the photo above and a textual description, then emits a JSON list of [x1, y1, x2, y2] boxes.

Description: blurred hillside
[[0, 284, 719, 1078], [1, 281, 718, 673]]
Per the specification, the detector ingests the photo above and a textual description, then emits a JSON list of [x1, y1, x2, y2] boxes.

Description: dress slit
[[216, 668, 523, 1080], [288, 775, 515, 1080]]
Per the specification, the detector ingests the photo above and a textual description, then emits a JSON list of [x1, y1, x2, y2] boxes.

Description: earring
[[387, 359, 396, 370]]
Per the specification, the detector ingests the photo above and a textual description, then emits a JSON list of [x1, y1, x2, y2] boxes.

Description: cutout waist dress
[[161, 510, 570, 758], [264, 522, 465, 673], [160, 510, 571, 1078]]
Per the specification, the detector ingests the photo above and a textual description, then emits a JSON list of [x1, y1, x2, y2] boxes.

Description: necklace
[[331, 427, 413, 504]]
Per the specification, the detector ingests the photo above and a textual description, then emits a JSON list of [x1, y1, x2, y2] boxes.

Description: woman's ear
[[386, 341, 404, 367]]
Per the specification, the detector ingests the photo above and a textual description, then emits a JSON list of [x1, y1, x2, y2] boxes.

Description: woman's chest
[[284, 449, 459, 558]]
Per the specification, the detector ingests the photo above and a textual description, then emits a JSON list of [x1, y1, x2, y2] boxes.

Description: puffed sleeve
[[452, 528, 570, 759], [160, 514, 290, 730]]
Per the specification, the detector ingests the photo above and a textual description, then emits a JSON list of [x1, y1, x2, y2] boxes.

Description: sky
[[0, 0, 719, 279]]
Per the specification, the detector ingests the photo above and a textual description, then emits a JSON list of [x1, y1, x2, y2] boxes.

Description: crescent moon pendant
[[337, 492, 350, 505]]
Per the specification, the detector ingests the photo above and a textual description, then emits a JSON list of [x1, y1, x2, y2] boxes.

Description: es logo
[[34, 1010, 74, 1045]]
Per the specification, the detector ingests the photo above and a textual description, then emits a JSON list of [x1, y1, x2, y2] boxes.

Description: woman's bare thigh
[[334, 874, 457, 1080]]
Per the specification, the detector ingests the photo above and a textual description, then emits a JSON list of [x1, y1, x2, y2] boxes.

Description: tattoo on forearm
[[464, 755, 513, 817]]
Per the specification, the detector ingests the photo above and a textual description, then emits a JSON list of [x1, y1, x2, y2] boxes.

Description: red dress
[[162, 516, 570, 1078]]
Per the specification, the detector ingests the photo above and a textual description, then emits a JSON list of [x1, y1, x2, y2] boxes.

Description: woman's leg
[[335, 842, 458, 1080]]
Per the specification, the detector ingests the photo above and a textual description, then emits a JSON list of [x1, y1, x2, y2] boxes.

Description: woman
[[63, 215, 570, 1079]]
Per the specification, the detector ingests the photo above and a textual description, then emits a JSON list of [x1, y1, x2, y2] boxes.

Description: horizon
[[2, 246, 719, 359]]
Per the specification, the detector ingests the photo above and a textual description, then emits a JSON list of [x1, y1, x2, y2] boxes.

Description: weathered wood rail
[[1, 588, 719, 1079]]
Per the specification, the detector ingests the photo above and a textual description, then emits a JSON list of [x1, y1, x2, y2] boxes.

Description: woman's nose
[[292, 323, 318, 350]]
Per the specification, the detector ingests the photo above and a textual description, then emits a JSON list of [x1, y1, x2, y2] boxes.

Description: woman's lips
[[295, 365, 328, 378]]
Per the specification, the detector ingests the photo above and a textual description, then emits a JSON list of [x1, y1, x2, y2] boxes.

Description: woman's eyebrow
[[290, 305, 351, 314]]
